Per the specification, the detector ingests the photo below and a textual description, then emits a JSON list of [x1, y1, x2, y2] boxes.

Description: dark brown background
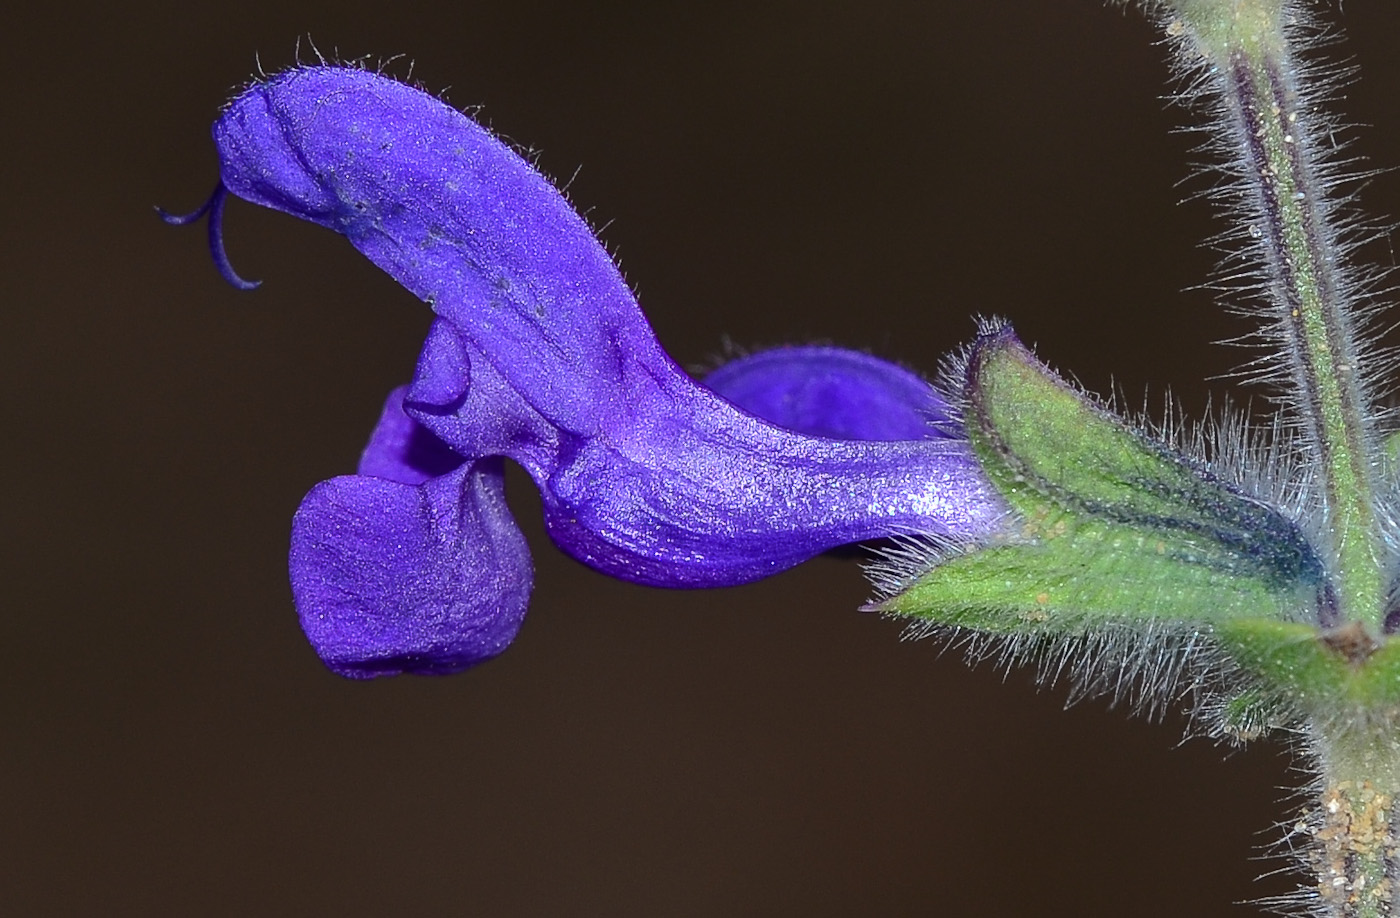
[[8, 1, 1400, 915]]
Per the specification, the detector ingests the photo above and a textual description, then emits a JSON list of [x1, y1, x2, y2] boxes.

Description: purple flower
[[168, 65, 1002, 678]]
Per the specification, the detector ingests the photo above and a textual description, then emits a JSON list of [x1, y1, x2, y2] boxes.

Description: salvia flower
[[166, 65, 1003, 678], [168, 1, 1400, 909]]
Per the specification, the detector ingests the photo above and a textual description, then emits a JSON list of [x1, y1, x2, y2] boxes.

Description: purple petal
[[290, 458, 531, 678], [702, 346, 955, 441], [357, 385, 464, 486], [534, 406, 995, 586], [407, 324, 999, 588], [215, 66, 664, 433]]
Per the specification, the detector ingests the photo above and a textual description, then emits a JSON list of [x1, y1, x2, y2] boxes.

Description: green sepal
[[882, 515, 1317, 633], [1218, 687, 1280, 742], [878, 325, 1329, 634]]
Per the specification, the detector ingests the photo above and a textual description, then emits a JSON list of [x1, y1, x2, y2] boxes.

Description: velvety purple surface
[[291, 459, 530, 679], [703, 345, 955, 441], [209, 65, 1001, 676], [356, 384, 464, 486]]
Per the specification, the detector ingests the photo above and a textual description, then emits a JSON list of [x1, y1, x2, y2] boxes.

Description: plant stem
[[1308, 722, 1400, 916], [1166, 0, 1383, 627]]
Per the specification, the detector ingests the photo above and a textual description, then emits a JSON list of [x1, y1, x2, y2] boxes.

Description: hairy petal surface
[[216, 66, 663, 431]]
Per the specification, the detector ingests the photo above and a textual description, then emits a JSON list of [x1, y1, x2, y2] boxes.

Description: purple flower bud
[[180, 65, 1002, 676]]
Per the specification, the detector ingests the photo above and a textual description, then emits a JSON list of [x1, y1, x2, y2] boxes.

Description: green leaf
[[878, 326, 1329, 634]]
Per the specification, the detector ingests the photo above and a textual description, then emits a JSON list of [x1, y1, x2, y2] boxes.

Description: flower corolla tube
[[166, 65, 1002, 678]]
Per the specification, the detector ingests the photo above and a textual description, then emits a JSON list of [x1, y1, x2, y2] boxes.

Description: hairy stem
[[1307, 724, 1400, 917], [1164, 1, 1382, 628]]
